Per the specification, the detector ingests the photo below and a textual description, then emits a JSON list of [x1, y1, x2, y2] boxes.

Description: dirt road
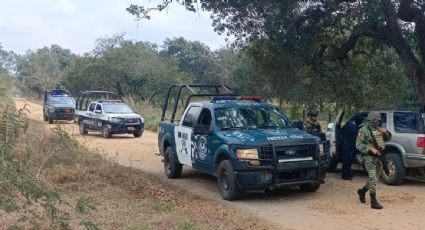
[[16, 98, 425, 230]]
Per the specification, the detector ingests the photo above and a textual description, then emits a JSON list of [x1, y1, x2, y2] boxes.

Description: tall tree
[[128, 0, 425, 108], [160, 37, 213, 84], [0, 43, 17, 75], [65, 35, 192, 104], [16, 45, 76, 96]]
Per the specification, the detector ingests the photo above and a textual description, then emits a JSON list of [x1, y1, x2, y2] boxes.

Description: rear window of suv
[[394, 112, 425, 134]]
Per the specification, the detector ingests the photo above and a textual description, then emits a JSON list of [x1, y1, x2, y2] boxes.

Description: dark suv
[[328, 110, 425, 185], [43, 89, 75, 124]]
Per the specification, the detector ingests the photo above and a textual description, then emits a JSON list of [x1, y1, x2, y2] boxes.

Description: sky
[[0, 0, 229, 54]]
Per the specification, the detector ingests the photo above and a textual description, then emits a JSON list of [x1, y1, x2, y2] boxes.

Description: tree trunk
[[383, 0, 425, 108]]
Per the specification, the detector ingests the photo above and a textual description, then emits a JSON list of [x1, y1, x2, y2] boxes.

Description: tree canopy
[[128, 0, 425, 109]]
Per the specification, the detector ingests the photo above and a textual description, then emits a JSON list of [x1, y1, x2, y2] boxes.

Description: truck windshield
[[215, 106, 290, 130], [103, 104, 134, 114], [49, 97, 75, 107]]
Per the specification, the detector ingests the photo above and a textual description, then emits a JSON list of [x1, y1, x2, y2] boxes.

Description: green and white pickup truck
[[157, 85, 329, 200]]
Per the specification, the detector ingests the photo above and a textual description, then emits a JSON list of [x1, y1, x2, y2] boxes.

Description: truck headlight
[[109, 117, 124, 123], [237, 149, 260, 166]]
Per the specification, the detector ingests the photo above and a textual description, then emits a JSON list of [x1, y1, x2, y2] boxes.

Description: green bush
[[125, 95, 162, 132]]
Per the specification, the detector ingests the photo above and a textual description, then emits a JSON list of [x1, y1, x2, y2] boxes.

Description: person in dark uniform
[[304, 109, 321, 135], [341, 115, 363, 180]]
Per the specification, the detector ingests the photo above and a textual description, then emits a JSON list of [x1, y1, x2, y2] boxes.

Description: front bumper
[[232, 159, 327, 191], [109, 122, 145, 134], [50, 112, 74, 121], [231, 141, 329, 191]]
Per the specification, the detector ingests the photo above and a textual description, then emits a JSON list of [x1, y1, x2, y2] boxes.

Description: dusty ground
[[16, 98, 425, 230]]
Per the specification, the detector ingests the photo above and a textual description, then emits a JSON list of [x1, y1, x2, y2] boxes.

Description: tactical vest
[[306, 121, 321, 134], [372, 130, 385, 150]]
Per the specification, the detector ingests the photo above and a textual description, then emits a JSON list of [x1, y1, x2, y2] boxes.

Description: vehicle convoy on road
[[43, 89, 75, 124], [328, 110, 425, 185], [75, 91, 144, 138], [158, 84, 329, 200]]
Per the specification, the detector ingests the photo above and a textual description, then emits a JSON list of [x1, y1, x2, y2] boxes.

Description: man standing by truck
[[304, 109, 322, 135], [356, 112, 391, 209], [341, 114, 363, 180]]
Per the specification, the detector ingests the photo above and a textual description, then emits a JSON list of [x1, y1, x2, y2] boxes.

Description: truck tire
[[102, 125, 112, 138], [133, 130, 143, 138], [300, 182, 321, 192], [326, 157, 338, 172], [381, 153, 406, 185], [164, 147, 182, 178], [217, 160, 242, 200], [79, 121, 88, 135], [48, 116, 53, 124]]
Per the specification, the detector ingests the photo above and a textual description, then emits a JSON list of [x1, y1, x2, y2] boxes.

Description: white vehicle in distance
[[78, 99, 144, 138]]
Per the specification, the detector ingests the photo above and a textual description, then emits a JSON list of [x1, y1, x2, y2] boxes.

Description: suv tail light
[[417, 137, 425, 149]]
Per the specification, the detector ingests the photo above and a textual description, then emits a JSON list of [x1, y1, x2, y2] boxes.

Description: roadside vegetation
[[1, 77, 273, 229]]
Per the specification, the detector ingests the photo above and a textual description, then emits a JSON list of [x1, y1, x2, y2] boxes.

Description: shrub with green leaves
[[0, 105, 63, 224]]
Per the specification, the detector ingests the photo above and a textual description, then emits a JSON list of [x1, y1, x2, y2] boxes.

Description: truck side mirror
[[293, 120, 304, 130], [193, 125, 210, 135]]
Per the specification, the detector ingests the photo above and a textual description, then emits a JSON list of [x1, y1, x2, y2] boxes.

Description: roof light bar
[[50, 90, 70, 97], [212, 96, 238, 101], [211, 95, 262, 102], [240, 96, 262, 102]]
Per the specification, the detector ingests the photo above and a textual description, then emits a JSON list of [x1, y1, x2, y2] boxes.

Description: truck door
[[175, 106, 201, 167], [94, 104, 103, 129], [85, 103, 96, 129], [192, 108, 215, 172], [330, 111, 345, 159]]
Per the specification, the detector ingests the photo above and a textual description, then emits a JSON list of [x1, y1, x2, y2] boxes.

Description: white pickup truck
[[77, 100, 144, 138]]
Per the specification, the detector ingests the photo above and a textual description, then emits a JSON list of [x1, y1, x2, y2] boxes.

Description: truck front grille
[[260, 145, 316, 163], [125, 118, 140, 124], [57, 108, 74, 113]]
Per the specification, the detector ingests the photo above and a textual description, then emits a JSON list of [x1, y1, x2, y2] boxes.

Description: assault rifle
[[367, 126, 390, 176]]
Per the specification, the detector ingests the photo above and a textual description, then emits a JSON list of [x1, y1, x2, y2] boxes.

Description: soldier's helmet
[[367, 111, 381, 121], [308, 109, 318, 117]]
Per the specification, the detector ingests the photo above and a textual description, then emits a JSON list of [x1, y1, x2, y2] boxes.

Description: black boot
[[357, 187, 368, 203], [370, 193, 383, 209]]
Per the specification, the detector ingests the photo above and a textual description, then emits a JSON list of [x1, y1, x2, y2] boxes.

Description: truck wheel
[[300, 182, 321, 192], [326, 157, 338, 172], [217, 160, 242, 200], [79, 121, 88, 135], [381, 153, 406, 185], [164, 147, 182, 178], [102, 125, 112, 138], [133, 130, 143, 138], [48, 116, 53, 124]]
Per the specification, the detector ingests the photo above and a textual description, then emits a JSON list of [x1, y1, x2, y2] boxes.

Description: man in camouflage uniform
[[356, 112, 391, 209], [304, 109, 321, 135]]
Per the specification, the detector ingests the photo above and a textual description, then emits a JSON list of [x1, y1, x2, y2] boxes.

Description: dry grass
[[1, 116, 276, 229], [124, 96, 162, 132]]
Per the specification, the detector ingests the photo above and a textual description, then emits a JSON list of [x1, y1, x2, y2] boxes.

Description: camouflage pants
[[363, 155, 380, 194]]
